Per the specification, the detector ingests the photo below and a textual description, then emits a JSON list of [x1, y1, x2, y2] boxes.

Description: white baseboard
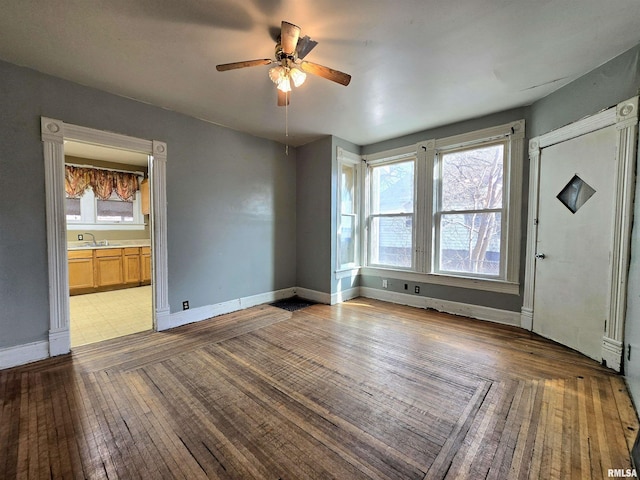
[[49, 328, 70, 356], [360, 287, 520, 326], [296, 288, 332, 304], [0, 340, 50, 369], [331, 287, 361, 305], [2, 285, 521, 370], [158, 287, 296, 331]]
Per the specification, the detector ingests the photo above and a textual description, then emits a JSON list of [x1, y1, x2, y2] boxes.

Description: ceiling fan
[[216, 21, 351, 106]]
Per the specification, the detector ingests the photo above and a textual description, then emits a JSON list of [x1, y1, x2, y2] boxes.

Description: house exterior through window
[[361, 120, 524, 294]]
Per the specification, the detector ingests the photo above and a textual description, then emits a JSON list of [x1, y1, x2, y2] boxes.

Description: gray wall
[[527, 44, 640, 410], [530, 44, 640, 138], [0, 60, 297, 349], [628, 170, 640, 409], [296, 136, 332, 293], [360, 107, 530, 312]]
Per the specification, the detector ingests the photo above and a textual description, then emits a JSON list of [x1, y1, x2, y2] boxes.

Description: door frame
[[41, 117, 170, 356], [521, 96, 638, 371]]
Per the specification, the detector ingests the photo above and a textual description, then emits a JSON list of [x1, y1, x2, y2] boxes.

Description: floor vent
[[270, 296, 316, 312]]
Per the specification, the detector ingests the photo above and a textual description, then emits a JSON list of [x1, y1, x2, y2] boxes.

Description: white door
[[532, 124, 617, 361]]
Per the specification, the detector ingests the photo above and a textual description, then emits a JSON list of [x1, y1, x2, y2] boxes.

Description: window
[[362, 120, 524, 293], [65, 185, 145, 230], [368, 159, 415, 268], [337, 148, 362, 271], [96, 190, 135, 223], [436, 142, 504, 276]]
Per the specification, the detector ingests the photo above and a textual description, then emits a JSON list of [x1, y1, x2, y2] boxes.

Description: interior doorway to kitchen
[[64, 141, 153, 347], [42, 117, 169, 357]]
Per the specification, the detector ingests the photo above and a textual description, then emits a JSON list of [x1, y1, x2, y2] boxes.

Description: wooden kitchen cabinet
[[140, 178, 150, 215], [68, 245, 150, 295], [141, 246, 151, 284], [123, 247, 141, 285], [68, 250, 94, 294], [95, 248, 123, 287]]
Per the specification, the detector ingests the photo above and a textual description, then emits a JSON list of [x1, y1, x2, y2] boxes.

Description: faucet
[[83, 232, 97, 246]]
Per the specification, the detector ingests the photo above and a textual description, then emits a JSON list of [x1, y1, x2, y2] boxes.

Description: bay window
[[362, 120, 524, 293], [368, 159, 415, 269], [337, 148, 362, 271]]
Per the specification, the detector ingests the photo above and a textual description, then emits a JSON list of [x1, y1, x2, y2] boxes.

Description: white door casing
[[533, 125, 617, 361], [521, 97, 638, 371], [41, 118, 170, 356]]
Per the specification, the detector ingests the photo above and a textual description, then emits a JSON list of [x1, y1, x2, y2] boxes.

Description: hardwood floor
[[1, 298, 638, 479]]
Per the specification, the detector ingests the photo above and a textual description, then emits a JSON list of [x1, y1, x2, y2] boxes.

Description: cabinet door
[[95, 250, 123, 287], [124, 249, 141, 284], [141, 247, 152, 284], [68, 258, 94, 292], [140, 178, 150, 215]]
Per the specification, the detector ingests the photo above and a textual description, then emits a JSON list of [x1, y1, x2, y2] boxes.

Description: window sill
[[66, 223, 147, 231], [360, 267, 520, 295]]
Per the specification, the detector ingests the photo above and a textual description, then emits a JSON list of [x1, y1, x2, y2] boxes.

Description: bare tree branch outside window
[[439, 144, 504, 275]]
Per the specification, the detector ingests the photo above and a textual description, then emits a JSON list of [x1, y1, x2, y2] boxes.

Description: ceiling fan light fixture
[[289, 67, 306, 88], [268, 65, 285, 84], [277, 76, 292, 92]]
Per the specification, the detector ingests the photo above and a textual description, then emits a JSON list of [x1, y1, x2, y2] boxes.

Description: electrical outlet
[[77, 234, 83, 240], [182, 300, 189, 310], [382, 279, 388, 288], [414, 285, 420, 294]]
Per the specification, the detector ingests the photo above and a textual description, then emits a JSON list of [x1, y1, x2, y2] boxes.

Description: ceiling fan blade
[[281, 21, 301, 55], [216, 59, 272, 71], [296, 35, 318, 60], [300, 61, 351, 86], [277, 89, 290, 107]]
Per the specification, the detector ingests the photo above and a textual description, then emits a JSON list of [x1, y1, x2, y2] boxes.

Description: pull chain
[[285, 91, 289, 155]]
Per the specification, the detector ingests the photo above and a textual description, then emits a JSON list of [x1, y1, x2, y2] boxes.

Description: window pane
[[341, 165, 355, 214], [441, 144, 503, 211], [66, 197, 81, 222], [370, 216, 412, 268], [439, 212, 501, 275], [339, 214, 355, 266], [371, 161, 414, 214], [97, 192, 134, 222]]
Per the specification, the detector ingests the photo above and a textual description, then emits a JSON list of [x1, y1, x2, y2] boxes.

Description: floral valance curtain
[[65, 165, 139, 202]]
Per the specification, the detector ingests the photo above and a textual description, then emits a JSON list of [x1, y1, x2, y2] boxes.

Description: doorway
[[64, 141, 153, 346], [522, 96, 638, 371], [41, 117, 170, 357], [532, 124, 617, 361]]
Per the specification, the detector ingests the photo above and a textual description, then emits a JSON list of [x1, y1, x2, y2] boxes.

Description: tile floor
[[69, 285, 152, 347]]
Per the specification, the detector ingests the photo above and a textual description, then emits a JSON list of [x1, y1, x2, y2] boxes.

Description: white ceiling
[[1, 1, 639, 147]]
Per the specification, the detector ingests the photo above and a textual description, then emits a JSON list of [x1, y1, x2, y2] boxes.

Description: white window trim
[[66, 186, 146, 230], [365, 152, 417, 271], [336, 147, 363, 274], [361, 120, 524, 295], [432, 138, 508, 279]]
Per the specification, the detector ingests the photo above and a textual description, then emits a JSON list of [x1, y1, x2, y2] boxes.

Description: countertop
[[68, 239, 151, 250]]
